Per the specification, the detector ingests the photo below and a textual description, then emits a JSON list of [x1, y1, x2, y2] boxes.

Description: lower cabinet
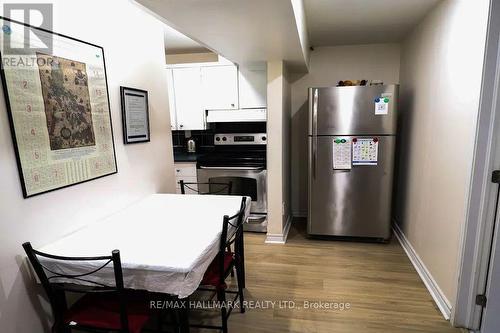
[[174, 162, 198, 194]]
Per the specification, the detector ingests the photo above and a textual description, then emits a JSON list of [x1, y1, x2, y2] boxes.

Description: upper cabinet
[[166, 59, 267, 129], [166, 69, 177, 131], [238, 63, 267, 109], [201, 65, 239, 110], [170, 67, 204, 130]]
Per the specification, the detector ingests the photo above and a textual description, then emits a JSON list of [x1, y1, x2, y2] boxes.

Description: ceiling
[[304, 0, 441, 46], [140, 0, 441, 69], [163, 24, 208, 54], [137, 0, 308, 70]]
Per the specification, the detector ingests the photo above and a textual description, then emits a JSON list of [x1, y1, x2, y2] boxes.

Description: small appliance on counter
[[186, 138, 196, 153]]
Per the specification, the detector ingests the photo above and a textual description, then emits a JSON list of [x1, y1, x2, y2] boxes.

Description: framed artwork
[[120, 86, 150, 144], [0, 17, 117, 198]]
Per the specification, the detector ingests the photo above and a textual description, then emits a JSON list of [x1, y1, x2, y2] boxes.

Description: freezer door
[[308, 85, 398, 136], [308, 135, 395, 238]]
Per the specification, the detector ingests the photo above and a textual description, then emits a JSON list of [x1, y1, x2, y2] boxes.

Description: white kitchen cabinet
[[174, 162, 198, 194], [201, 65, 239, 110], [171, 67, 205, 130], [167, 61, 267, 127], [166, 69, 177, 130], [238, 63, 267, 109]]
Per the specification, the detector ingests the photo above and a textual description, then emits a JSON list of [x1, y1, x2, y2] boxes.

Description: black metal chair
[[179, 180, 233, 195], [191, 197, 246, 333], [22, 243, 154, 333]]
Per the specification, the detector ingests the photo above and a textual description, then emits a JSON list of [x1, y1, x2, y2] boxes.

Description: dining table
[[38, 193, 251, 332]]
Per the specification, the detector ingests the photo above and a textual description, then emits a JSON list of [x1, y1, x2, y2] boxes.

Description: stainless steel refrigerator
[[307, 85, 398, 241]]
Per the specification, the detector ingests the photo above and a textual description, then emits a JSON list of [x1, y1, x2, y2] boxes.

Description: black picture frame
[[0, 16, 118, 198], [120, 86, 150, 144]]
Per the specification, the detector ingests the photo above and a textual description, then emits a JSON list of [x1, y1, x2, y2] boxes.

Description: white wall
[[165, 52, 218, 64], [396, 0, 490, 305], [267, 61, 292, 240], [283, 64, 292, 232], [290, 44, 401, 216], [0, 1, 175, 332], [291, 0, 311, 69]]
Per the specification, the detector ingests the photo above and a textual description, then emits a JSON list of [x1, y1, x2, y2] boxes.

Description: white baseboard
[[393, 223, 452, 320], [265, 215, 292, 244]]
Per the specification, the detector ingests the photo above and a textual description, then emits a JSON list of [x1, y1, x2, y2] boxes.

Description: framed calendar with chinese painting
[[0, 17, 117, 198]]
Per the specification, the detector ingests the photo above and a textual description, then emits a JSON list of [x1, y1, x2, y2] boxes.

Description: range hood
[[206, 108, 267, 123]]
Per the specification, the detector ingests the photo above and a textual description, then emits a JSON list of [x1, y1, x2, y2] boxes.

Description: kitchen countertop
[[173, 151, 205, 162]]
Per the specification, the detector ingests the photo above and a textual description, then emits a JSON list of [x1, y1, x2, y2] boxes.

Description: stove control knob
[[215, 137, 221, 142], [262, 136, 267, 142], [222, 137, 227, 142]]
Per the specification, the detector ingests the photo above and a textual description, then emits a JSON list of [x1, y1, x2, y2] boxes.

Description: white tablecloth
[[39, 194, 251, 298]]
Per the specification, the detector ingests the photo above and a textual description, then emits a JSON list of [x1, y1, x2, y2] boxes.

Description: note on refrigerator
[[352, 138, 378, 165], [332, 137, 351, 170], [374, 97, 389, 115]]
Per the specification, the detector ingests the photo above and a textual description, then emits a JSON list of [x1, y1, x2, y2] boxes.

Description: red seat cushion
[[201, 252, 234, 288], [63, 291, 151, 333]]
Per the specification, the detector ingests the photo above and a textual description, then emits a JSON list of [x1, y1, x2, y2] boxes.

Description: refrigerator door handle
[[312, 136, 317, 179], [311, 88, 319, 179], [312, 89, 319, 136]]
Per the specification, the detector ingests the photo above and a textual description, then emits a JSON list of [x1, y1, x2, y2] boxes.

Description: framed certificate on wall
[[0, 17, 117, 198], [120, 86, 150, 144]]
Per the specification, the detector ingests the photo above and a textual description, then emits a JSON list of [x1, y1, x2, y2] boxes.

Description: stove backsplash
[[172, 122, 266, 151], [172, 130, 215, 151], [212, 122, 266, 133]]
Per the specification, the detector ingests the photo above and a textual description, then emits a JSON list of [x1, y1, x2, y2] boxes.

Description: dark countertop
[[173, 151, 205, 163]]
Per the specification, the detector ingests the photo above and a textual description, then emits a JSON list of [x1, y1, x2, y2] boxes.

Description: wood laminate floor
[[189, 220, 464, 333]]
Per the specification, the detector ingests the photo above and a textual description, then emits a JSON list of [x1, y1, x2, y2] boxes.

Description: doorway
[[453, 0, 500, 331]]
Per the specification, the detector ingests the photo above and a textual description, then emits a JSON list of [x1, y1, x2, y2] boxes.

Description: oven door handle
[[247, 215, 267, 223], [198, 166, 265, 171]]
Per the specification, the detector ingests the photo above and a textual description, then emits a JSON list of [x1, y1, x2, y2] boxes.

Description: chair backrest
[[22, 242, 129, 331], [179, 180, 233, 195], [217, 198, 246, 284]]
